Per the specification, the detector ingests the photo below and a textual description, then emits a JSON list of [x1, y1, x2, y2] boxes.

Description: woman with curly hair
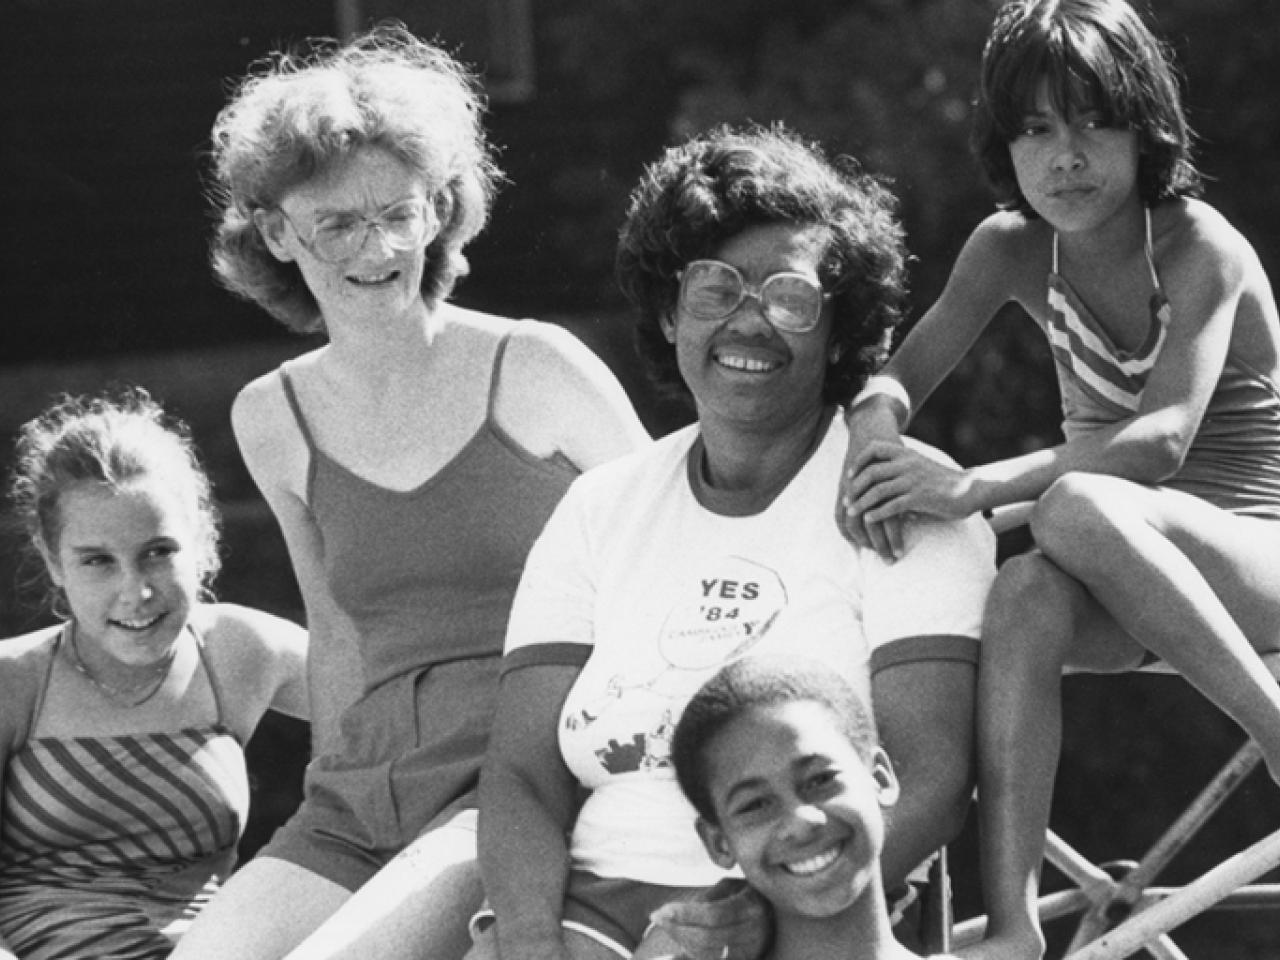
[[172, 22, 648, 960], [471, 125, 995, 960]]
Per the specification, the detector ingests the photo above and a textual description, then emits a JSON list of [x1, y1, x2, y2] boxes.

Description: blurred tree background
[[2, 1, 1278, 953]]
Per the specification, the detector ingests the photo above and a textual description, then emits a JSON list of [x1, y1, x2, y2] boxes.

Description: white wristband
[[850, 375, 911, 421]]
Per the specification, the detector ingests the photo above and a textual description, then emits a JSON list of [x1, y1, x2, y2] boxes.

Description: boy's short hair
[[672, 655, 877, 823]]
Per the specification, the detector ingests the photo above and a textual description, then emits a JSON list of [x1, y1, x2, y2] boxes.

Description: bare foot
[[954, 929, 1045, 960]]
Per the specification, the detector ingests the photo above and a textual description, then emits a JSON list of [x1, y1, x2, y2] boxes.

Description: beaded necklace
[[65, 622, 177, 708]]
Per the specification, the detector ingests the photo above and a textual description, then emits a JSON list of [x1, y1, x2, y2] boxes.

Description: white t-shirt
[[504, 413, 995, 886]]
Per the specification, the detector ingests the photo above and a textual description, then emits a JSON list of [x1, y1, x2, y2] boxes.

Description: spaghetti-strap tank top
[[0, 625, 248, 960], [279, 324, 580, 691], [1044, 207, 1280, 518]]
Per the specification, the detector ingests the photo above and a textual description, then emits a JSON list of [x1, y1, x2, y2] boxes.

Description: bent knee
[[988, 550, 1080, 614], [1030, 473, 1136, 561], [984, 552, 1087, 651], [1030, 473, 1111, 548]]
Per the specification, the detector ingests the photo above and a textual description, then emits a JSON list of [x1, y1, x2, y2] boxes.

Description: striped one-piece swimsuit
[[1044, 206, 1169, 422], [0, 627, 249, 960], [1043, 206, 1280, 518]]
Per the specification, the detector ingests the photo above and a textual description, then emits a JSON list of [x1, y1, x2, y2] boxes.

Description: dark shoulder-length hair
[[971, 0, 1200, 216], [616, 124, 908, 407], [206, 22, 501, 334]]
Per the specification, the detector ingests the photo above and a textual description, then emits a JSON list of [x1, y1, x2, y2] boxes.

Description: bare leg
[[169, 857, 352, 960], [1034, 475, 1280, 782], [961, 552, 1142, 960], [285, 810, 482, 960], [965, 474, 1280, 960], [873, 658, 977, 889], [172, 812, 482, 960]]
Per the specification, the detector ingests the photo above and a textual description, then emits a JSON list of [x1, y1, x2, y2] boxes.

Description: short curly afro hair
[[615, 124, 908, 406]]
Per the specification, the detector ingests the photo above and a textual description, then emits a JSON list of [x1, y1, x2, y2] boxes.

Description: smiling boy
[[671, 656, 958, 960]]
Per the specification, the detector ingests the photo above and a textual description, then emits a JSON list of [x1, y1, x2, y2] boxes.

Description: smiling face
[[664, 222, 833, 435], [1009, 80, 1140, 234], [257, 146, 439, 331], [45, 477, 202, 669], [695, 700, 898, 921]]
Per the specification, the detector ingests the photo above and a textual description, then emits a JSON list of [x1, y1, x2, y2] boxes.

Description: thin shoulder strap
[[25, 628, 63, 736], [188, 623, 228, 725], [1143, 206, 1161, 287], [278, 361, 319, 454], [1051, 229, 1059, 274], [486, 323, 522, 421]]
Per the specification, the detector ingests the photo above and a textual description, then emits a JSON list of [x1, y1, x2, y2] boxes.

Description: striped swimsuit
[[0, 627, 249, 960], [1044, 207, 1280, 518]]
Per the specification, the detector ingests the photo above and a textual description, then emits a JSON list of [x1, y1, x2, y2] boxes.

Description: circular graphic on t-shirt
[[656, 556, 788, 671]]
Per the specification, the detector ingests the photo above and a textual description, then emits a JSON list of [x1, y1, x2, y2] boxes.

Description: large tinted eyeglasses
[[280, 198, 435, 263], [677, 260, 829, 334]]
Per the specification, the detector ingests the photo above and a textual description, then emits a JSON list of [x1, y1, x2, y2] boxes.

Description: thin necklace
[[65, 623, 177, 708]]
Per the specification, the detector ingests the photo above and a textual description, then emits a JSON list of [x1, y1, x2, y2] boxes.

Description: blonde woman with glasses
[[171, 23, 648, 960]]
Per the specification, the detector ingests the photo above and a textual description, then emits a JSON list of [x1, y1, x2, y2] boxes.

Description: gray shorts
[[259, 655, 500, 890]]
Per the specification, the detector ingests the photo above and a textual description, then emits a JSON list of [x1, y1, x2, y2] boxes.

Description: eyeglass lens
[[680, 260, 823, 332], [305, 200, 431, 262]]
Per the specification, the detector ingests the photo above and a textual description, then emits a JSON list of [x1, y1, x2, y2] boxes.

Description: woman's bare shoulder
[[969, 209, 1049, 259], [191, 603, 308, 727], [232, 347, 325, 425], [191, 604, 305, 690], [449, 310, 616, 404], [441, 304, 523, 337], [231, 352, 322, 488], [193, 603, 304, 653], [0, 626, 60, 665], [1156, 198, 1256, 269], [940, 211, 1050, 312]]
